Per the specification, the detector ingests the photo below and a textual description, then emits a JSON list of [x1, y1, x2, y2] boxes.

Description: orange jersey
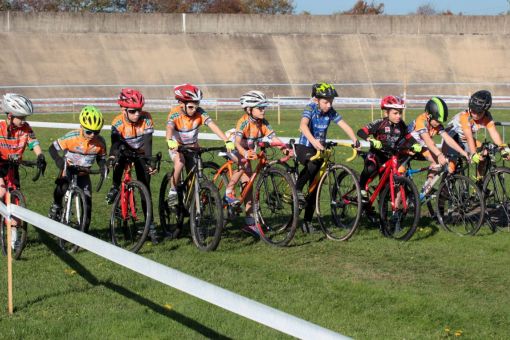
[[53, 130, 106, 167], [447, 110, 495, 142], [0, 120, 39, 161], [166, 106, 212, 145], [111, 111, 154, 150], [235, 114, 275, 150], [408, 112, 445, 146]]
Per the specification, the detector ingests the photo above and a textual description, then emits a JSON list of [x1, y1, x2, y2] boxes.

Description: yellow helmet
[[79, 105, 104, 131]]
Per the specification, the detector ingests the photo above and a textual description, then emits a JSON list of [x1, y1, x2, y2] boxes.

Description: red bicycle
[[109, 147, 161, 253], [0, 155, 42, 259], [357, 149, 421, 241]]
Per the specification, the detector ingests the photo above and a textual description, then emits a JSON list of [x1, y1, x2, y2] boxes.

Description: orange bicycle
[[205, 142, 299, 246]]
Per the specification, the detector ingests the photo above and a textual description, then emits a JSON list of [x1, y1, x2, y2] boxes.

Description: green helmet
[[311, 82, 338, 99], [79, 105, 104, 131], [425, 97, 448, 123]]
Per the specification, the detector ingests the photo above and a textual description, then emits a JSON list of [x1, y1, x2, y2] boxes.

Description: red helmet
[[380, 95, 406, 110], [118, 88, 145, 109], [174, 83, 203, 102]]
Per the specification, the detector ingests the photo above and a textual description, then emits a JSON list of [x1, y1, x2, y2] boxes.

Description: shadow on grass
[[412, 216, 440, 241], [31, 228, 232, 340]]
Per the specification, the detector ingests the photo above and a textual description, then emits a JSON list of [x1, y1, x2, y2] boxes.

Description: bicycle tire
[[189, 180, 224, 251], [158, 171, 185, 239], [483, 167, 510, 232], [58, 187, 88, 253], [110, 180, 152, 253], [379, 176, 421, 241], [436, 174, 485, 236], [316, 165, 362, 241], [253, 166, 298, 246], [0, 190, 28, 260]]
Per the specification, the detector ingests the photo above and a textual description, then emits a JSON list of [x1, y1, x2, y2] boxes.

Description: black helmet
[[425, 97, 448, 123], [469, 90, 492, 114], [311, 82, 338, 99]]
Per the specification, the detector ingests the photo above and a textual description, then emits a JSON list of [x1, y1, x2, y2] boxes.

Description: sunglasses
[[126, 108, 141, 114], [84, 129, 100, 136], [185, 104, 198, 110]]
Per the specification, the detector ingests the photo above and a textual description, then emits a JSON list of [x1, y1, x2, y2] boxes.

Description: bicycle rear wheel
[[110, 180, 152, 253], [59, 188, 88, 253], [158, 172, 184, 239], [379, 176, 420, 241], [190, 180, 224, 251], [0, 190, 28, 260], [316, 165, 362, 241], [436, 174, 485, 236], [253, 166, 298, 246], [483, 167, 510, 232]]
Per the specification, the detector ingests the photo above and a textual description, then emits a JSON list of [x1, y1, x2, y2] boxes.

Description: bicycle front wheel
[[379, 176, 420, 241], [190, 180, 224, 251], [436, 174, 485, 236], [316, 165, 362, 241], [158, 172, 184, 239], [59, 188, 88, 253], [110, 180, 152, 253], [253, 166, 298, 246], [0, 190, 28, 260], [483, 167, 510, 232]]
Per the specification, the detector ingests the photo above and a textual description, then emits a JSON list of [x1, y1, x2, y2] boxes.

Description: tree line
[[0, 1, 472, 15]]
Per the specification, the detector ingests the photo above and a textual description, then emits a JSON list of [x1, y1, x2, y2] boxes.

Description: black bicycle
[[159, 145, 224, 251], [55, 165, 106, 253]]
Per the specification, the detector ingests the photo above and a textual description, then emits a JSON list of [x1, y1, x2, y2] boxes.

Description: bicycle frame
[[120, 162, 138, 221], [364, 154, 409, 211]]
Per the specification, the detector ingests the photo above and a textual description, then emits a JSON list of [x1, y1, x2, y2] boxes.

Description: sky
[[293, 0, 509, 15]]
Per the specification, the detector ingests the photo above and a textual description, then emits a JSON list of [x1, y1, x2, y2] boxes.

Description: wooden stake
[[6, 191, 13, 314]]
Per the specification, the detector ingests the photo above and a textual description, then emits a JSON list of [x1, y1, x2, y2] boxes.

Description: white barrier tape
[[1, 202, 349, 339], [28, 121, 370, 147]]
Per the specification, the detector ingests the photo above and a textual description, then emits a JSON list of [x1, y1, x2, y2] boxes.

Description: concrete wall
[[1, 12, 510, 102]]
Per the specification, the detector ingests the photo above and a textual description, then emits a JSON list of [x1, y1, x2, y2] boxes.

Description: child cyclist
[[444, 90, 510, 178], [223, 90, 289, 235], [0, 93, 46, 248], [106, 88, 159, 244], [166, 83, 235, 205], [407, 97, 469, 199], [357, 96, 420, 202], [48, 106, 107, 231], [295, 82, 360, 233]]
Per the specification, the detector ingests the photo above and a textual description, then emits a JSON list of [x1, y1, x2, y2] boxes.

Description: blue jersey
[[298, 102, 342, 147]]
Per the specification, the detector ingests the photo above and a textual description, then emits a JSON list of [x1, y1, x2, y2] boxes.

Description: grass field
[[1, 108, 510, 339]]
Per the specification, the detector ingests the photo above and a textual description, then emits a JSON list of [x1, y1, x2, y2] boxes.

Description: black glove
[[353, 140, 361, 149], [55, 156, 65, 170], [37, 153, 47, 174]]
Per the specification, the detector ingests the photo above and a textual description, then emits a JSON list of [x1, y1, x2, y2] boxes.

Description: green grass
[[1, 109, 510, 339]]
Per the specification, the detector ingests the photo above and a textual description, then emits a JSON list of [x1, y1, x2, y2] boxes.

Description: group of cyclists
[[0, 81, 508, 251]]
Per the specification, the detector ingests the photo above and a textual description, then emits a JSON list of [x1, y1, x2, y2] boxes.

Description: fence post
[[215, 100, 218, 121], [6, 193, 13, 314], [277, 95, 281, 125], [371, 104, 374, 121]]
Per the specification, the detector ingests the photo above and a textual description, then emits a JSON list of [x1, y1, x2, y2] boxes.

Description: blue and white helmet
[[2, 93, 34, 117], [240, 90, 269, 108]]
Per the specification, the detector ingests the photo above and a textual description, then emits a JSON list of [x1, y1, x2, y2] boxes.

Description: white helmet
[[3, 93, 34, 117], [240, 90, 269, 109]]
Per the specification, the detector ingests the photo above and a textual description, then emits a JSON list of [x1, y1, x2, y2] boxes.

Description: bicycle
[[475, 141, 510, 232], [158, 145, 225, 251], [109, 147, 161, 253], [55, 164, 107, 253], [205, 141, 299, 247], [357, 148, 421, 241], [284, 139, 362, 241], [0, 155, 42, 260], [405, 155, 485, 236]]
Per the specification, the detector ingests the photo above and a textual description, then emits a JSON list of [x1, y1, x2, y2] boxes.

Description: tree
[[243, 0, 294, 14], [415, 3, 436, 15], [342, 1, 384, 15]]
